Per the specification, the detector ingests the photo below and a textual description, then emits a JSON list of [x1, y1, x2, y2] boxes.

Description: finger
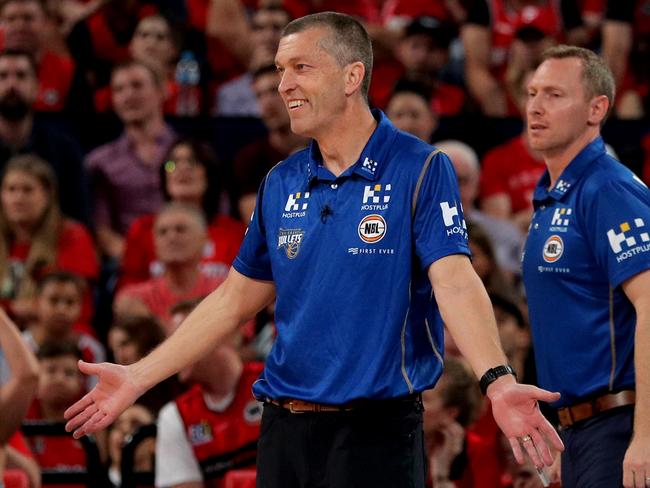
[[65, 403, 98, 433], [78, 360, 100, 375], [521, 435, 543, 469], [529, 429, 552, 467], [63, 393, 94, 421], [509, 436, 525, 465], [536, 418, 565, 452], [72, 408, 105, 439], [623, 467, 633, 488], [525, 385, 562, 403]]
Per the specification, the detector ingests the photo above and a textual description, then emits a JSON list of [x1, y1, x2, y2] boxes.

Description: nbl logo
[[358, 214, 386, 243]]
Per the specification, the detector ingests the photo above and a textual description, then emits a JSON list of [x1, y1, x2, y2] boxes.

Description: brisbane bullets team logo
[[278, 228, 305, 259]]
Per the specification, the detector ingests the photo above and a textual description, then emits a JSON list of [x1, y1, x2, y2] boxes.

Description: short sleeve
[[233, 177, 274, 281], [413, 151, 471, 270], [155, 402, 203, 487], [588, 177, 650, 288]]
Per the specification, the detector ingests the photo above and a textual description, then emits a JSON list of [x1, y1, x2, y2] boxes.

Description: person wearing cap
[[65, 12, 563, 487], [523, 45, 650, 487]]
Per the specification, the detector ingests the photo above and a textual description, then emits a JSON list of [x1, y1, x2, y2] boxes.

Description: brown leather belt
[[268, 399, 356, 414], [267, 394, 420, 414], [557, 390, 635, 428]]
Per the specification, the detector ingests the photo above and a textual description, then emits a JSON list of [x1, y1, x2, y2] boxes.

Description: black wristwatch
[[479, 365, 516, 395]]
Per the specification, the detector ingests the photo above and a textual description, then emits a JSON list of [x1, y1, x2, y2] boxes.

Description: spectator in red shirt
[[386, 80, 438, 142], [24, 340, 88, 486], [155, 306, 261, 488], [462, 0, 585, 116], [107, 315, 182, 414], [0, 154, 98, 327], [22, 272, 106, 390], [120, 138, 245, 288], [0, 0, 78, 113], [115, 203, 225, 331], [479, 69, 546, 231], [423, 356, 504, 488]]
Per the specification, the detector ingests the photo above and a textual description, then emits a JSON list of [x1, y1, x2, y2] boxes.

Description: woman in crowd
[[119, 138, 244, 288], [0, 155, 98, 329]]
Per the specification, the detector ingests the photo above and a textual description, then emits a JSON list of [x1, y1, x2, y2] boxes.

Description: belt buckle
[[288, 401, 308, 414]]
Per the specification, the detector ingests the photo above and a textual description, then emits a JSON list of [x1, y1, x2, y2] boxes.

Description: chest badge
[[543, 235, 564, 263], [358, 214, 386, 243], [278, 228, 305, 259]]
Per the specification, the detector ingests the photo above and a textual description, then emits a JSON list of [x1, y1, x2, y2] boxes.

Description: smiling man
[[65, 12, 563, 488], [522, 45, 650, 488]]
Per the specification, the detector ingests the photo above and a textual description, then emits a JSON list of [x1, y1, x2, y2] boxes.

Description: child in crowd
[[24, 341, 87, 483], [23, 272, 105, 390]]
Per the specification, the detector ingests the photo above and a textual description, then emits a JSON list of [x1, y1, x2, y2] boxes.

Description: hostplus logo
[[607, 218, 650, 262], [550, 207, 572, 232], [361, 157, 378, 175], [440, 201, 467, 239], [361, 184, 391, 210], [283, 192, 309, 218]]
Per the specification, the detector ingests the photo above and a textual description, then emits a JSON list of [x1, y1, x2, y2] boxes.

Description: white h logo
[[607, 218, 650, 253], [285, 192, 309, 212], [362, 184, 391, 204], [440, 202, 459, 227], [551, 208, 572, 226]]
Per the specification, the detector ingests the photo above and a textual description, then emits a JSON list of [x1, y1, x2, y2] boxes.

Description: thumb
[[528, 385, 561, 403], [78, 360, 100, 375]]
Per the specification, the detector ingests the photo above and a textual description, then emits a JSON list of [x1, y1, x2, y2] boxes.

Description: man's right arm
[[65, 268, 275, 438]]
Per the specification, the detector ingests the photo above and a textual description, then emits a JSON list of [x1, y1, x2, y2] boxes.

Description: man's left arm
[[621, 269, 650, 488], [428, 254, 564, 467]]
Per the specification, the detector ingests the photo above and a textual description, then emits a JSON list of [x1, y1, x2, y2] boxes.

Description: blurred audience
[[0, 49, 91, 225], [0, 154, 98, 327], [436, 139, 524, 278], [462, 0, 585, 116], [0, 306, 39, 444], [232, 63, 307, 222], [120, 138, 244, 288], [478, 70, 546, 232], [114, 203, 224, 330], [215, 5, 291, 116], [155, 308, 262, 488], [107, 314, 181, 414], [107, 404, 155, 487], [22, 272, 106, 389], [85, 60, 176, 260], [422, 356, 504, 487], [601, 0, 649, 119], [386, 80, 438, 142]]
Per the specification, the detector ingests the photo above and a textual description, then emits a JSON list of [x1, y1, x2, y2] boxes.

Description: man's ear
[[344, 61, 365, 97]]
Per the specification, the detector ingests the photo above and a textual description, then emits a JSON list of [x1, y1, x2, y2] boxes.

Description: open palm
[[64, 361, 143, 439]]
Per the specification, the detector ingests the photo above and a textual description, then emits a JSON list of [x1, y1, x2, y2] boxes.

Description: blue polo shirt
[[522, 137, 650, 408], [234, 110, 470, 404]]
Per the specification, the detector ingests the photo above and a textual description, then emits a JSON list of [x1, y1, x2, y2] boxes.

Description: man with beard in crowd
[[0, 49, 90, 225]]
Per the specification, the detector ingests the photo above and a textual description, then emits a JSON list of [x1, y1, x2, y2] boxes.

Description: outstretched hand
[[489, 381, 564, 468], [64, 361, 143, 439]]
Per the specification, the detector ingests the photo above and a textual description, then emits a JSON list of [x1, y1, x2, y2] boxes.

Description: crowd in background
[[0, 0, 648, 486]]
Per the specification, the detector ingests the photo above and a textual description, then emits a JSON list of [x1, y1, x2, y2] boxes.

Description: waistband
[[557, 390, 635, 428], [265, 393, 421, 414]]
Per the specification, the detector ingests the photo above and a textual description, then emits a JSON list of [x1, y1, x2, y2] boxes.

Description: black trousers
[[256, 397, 426, 488]]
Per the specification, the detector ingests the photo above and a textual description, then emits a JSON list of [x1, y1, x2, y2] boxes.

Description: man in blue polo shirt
[[523, 45, 650, 487], [64, 12, 563, 487]]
